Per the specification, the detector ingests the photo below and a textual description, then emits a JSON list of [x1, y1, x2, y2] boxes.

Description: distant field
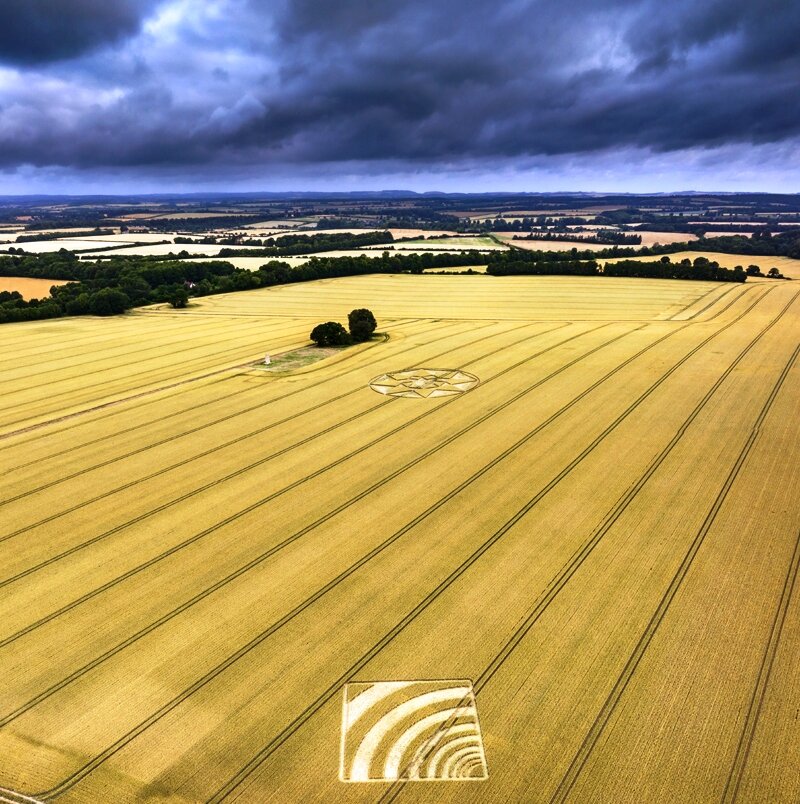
[[0, 273, 798, 803], [391, 236, 505, 250], [494, 234, 608, 251], [423, 264, 489, 273], [81, 242, 261, 257], [0, 277, 69, 299], [634, 231, 698, 247], [0, 239, 119, 253]]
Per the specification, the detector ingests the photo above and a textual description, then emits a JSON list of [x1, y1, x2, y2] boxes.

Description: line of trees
[[487, 255, 746, 282], [0, 249, 487, 324], [512, 230, 642, 245], [603, 257, 746, 282], [217, 230, 394, 257]]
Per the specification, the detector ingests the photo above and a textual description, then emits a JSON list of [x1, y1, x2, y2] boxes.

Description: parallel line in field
[[0, 319, 308, 418], [721, 527, 800, 804], [0, 323, 528, 574], [0, 321, 479, 508], [376, 286, 800, 803], [685, 282, 743, 320], [0, 320, 572, 642], [665, 281, 729, 321], [698, 283, 760, 322], [2, 314, 306, 394], [475, 288, 800, 690], [201, 287, 780, 804], [0, 321, 357, 442], [549, 338, 800, 804], [23, 322, 651, 798], [16, 286, 777, 800], [0, 315, 233, 364], [1, 316, 308, 383], [0, 309, 294, 370], [0, 324, 619, 722], [0, 317, 430, 453], [0, 308, 232, 354]]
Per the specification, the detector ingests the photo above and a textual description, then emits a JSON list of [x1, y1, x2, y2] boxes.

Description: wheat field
[[0, 273, 798, 803]]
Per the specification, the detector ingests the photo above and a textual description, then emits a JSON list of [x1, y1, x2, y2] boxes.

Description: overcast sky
[[1, 0, 798, 194]]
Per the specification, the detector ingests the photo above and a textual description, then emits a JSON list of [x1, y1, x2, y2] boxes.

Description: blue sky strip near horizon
[[0, 0, 798, 194]]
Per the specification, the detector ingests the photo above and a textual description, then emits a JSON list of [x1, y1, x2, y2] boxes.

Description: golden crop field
[[0, 277, 69, 300], [0, 273, 798, 803]]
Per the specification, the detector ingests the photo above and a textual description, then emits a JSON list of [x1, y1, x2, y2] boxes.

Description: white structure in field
[[340, 679, 488, 782], [264, 354, 271, 365]]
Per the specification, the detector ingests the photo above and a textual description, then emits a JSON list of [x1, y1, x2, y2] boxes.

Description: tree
[[767, 267, 784, 278], [65, 293, 92, 315], [89, 288, 130, 316], [746, 265, 762, 276], [348, 308, 378, 342], [168, 288, 190, 308], [310, 321, 351, 347]]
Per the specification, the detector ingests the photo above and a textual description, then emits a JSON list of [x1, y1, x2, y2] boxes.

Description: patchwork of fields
[[0, 274, 798, 803]]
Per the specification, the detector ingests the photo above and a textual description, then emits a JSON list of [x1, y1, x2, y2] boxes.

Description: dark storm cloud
[[0, 0, 799, 176], [0, 0, 164, 65]]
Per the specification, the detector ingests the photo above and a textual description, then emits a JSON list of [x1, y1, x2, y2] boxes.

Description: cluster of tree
[[0, 255, 244, 323], [488, 247, 608, 264], [253, 250, 483, 285], [512, 230, 642, 245], [486, 254, 747, 282], [310, 308, 377, 346], [313, 209, 462, 231], [745, 265, 785, 278], [136, 215, 264, 232], [217, 230, 394, 258], [478, 217, 536, 231], [603, 256, 746, 282], [680, 230, 800, 259]]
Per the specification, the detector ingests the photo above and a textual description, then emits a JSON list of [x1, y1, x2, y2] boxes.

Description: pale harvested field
[[82, 243, 263, 258], [0, 277, 69, 299], [0, 274, 798, 803], [604, 251, 800, 280], [0, 240, 126, 254], [634, 230, 699, 247], [493, 234, 609, 252], [390, 237, 505, 250]]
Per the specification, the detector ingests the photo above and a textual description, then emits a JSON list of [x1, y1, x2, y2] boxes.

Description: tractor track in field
[[0, 320, 472, 510], [23, 303, 720, 800], [0, 321, 545, 582], [0, 320, 311, 434], [0, 317, 430, 455], [375, 289, 799, 804], [720, 525, 800, 804], [1, 282, 776, 801], [549, 342, 800, 803], [0, 320, 589, 642], [203, 287, 789, 803]]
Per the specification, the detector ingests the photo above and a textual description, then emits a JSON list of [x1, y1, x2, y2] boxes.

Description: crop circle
[[369, 368, 480, 399]]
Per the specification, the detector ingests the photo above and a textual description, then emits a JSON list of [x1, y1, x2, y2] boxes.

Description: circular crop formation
[[369, 368, 480, 399]]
